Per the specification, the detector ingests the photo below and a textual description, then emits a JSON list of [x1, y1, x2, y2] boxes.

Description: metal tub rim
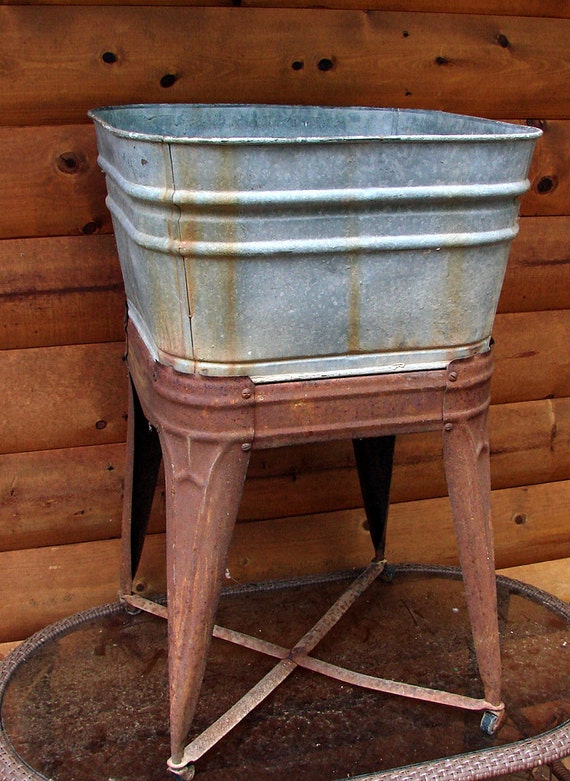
[[88, 103, 543, 146]]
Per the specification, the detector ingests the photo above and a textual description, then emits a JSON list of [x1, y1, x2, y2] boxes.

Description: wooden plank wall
[[1, 0, 569, 646]]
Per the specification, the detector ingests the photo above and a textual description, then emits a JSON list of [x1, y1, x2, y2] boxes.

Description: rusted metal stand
[[121, 320, 504, 778]]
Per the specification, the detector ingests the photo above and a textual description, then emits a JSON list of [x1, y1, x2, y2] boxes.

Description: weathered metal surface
[[90, 104, 540, 382], [120, 378, 163, 595], [443, 353, 501, 710], [169, 560, 388, 771], [126, 561, 504, 773], [353, 436, 396, 556], [2, 568, 570, 781], [123, 322, 501, 774]]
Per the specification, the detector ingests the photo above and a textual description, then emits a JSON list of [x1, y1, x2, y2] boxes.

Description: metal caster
[[480, 709, 505, 736], [379, 564, 395, 583], [120, 598, 141, 616], [167, 763, 195, 780]]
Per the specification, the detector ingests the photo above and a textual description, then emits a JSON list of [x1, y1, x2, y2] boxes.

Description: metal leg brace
[[124, 557, 504, 776], [121, 323, 505, 777]]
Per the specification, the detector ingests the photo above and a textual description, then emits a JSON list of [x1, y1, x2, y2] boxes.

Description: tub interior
[[90, 104, 541, 143]]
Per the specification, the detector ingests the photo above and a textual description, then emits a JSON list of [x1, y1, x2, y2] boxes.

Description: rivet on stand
[[241, 443, 252, 451], [241, 389, 252, 399], [444, 421, 453, 431], [448, 371, 458, 382]]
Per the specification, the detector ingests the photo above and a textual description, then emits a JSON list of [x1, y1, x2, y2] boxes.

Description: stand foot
[[120, 598, 141, 616], [480, 708, 506, 736], [168, 761, 195, 780], [443, 356, 502, 710]]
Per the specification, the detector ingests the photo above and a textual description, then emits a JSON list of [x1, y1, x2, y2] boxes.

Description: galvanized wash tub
[[89, 104, 541, 382]]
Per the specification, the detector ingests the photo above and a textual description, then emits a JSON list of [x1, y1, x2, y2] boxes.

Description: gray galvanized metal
[[89, 104, 541, 382]]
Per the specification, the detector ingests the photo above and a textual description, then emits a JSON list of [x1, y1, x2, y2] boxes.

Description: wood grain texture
[[226, 480, 570, 583], [2, 0, 569, 16], [243, 0, 570, 15], [0, 235, 121, 294], [3, 552, 567, 651], [0, 443, 129, 551], [1, 8, 570, 126], [1, 0, 569, 17], [1, 396, 567, 552], [491, 310, 570, 404], [0, 287, 124, 350], [1, 479, 568, 642], [0, 124, 111, 239], [0, 536, 127, 643], [498, 217, 570, 313], [499, 557, 570, 602], [0, 235, 124, 349], [0, 341, 128, 455], [521, 119, 570, 217], [0, 642, 20, 660]]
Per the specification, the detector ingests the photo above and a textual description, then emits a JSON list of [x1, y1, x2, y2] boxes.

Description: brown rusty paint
[[442, 350, 500, 706], [125, 562, 504, 770], [126, 323, 256, 442], [123, 319, 500, 771], [444, 349, 494, 424], [126, 315, 493, 471]]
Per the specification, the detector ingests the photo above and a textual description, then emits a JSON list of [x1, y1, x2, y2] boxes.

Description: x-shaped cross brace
[[123, 559, 504, 779]]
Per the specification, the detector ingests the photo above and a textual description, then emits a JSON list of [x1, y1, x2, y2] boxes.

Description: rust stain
[[347, 254, 361, 354], [443, 245, 468, 346], [218, 144, 240, 362]]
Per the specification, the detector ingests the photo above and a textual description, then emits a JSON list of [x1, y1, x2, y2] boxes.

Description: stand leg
[[352, 436, 396, 558], [120, 380, 163, 595], [159, 428, 251, 766], [443, 404, 503, 714]]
